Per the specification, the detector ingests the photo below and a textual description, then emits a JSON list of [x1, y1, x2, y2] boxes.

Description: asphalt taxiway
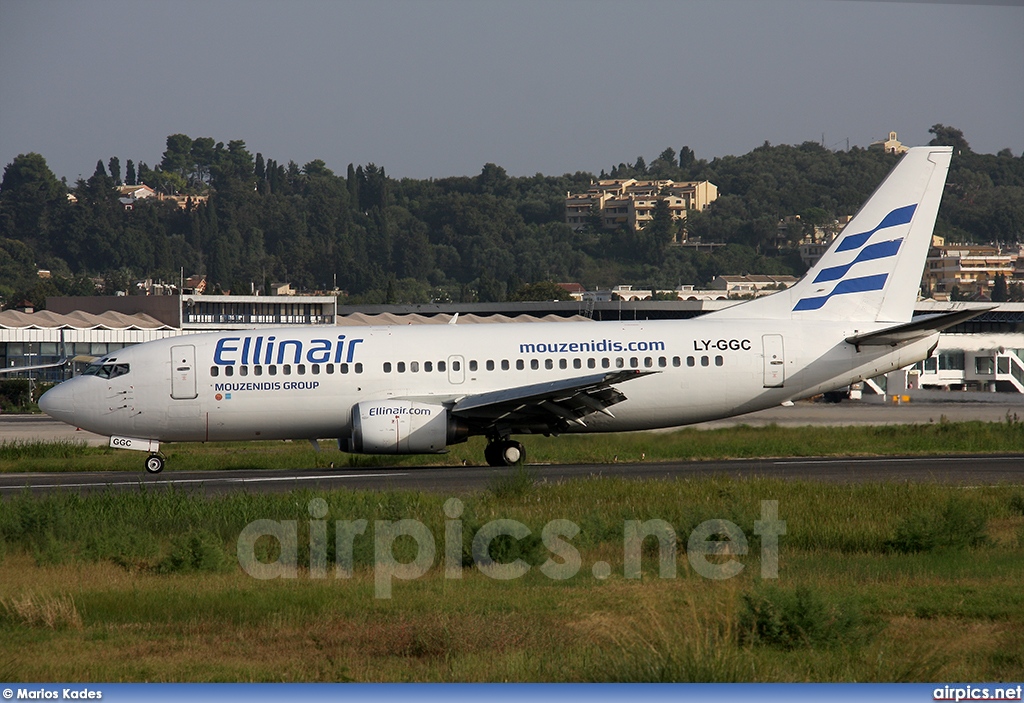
[[1, 454, 1022, 497]]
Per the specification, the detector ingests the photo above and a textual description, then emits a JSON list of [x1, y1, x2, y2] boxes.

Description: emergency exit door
[[170, 345, 198, 399], [762, 335, 785, 388]]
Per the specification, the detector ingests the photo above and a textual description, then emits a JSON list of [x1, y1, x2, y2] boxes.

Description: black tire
[[484, 442, 502, 467], [145, 454, 165, 474], [499, 440, 525, 466]]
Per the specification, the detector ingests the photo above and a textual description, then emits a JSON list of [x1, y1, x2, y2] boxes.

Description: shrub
[[738, 586, 863, 650], [157, 530, 231, 574], [885, 497, 989, 553]]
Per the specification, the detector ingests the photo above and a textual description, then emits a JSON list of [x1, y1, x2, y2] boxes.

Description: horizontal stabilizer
[[844, 306, 994, 347]]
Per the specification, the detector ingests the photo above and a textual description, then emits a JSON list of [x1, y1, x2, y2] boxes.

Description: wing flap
[[451, 370, 653, 430]]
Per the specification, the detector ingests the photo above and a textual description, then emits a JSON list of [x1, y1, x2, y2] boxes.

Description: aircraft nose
[[39, 382, 75, 424]]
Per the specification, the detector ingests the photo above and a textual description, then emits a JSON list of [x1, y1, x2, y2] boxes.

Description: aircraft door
[[762, 334, 785, 388], [170, 345, 198, 399], [447, 355, 465, 384]]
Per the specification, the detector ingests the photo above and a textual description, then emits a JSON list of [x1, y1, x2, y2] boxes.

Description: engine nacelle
[[347, 400, 468, 454]]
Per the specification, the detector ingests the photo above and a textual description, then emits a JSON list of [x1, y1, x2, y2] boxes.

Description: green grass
[[1, 419, 1023, 682], [3, 417, 1024, 473], [0, 476, 1023, 681]]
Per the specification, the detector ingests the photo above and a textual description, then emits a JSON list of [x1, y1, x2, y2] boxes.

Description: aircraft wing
[[450, 369, 655, 430], [845, 307, 995, 348], [0, 359, 69, 375]]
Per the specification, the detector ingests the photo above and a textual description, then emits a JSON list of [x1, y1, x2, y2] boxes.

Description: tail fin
[[708, 146, 952, 323]]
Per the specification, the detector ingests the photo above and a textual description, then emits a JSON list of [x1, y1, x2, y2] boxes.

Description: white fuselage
[[41, 318, 936, 444]]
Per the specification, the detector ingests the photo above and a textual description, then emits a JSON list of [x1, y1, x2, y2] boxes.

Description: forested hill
[[1, 125, 1022, 308]]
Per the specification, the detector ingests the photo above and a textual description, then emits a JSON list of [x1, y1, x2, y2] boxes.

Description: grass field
[[2, 466, 1024, 682]]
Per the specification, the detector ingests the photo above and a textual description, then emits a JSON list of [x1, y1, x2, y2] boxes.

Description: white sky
[[1, 0, 1021, 182]]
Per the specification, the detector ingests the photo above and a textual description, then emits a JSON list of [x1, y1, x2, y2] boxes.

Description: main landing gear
[[145, 453, 165, 474], [484, 438, 526, 467]]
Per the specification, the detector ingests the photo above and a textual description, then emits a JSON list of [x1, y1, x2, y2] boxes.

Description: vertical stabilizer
[[708, 146, 952, 323]]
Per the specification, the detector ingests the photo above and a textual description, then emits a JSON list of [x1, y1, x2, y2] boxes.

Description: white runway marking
[[771, 457, 991, 465], [0, 472, 408, 491]]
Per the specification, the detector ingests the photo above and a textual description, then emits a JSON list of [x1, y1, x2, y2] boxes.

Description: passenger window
[[411, 361, 419, 372], [384, 362, 392, 373], [452, 360, 460, 371], [340, 363, 349, 374], [486, 360, 495, 371], [210, 366, 219, 377], [545, 359, 553, 370], [615, 358, 625, 368], [298, 364, 306, 375], [397, 362, 406, 373], [686, 356, 695, 367], [225, 366, 234, 377], [701, 356, 710, 367], [311, 364, 320, 375], [658, 357, 667, 368], [240, 366, 249, 377], [355, 363, 363, 373], [283, 365, 291, 375], [326, 364, 334, 374], [439, 361, 447, 372], [715, 356, 724, 366], [588, 358, 596, 369], [425, 361, 433, 372], [629, 357, 638, 368], [502, 360, 509, 371], [601, 358, 610, 369], [469, 360, 477, 372], [516, 360, 524, 370], [530, 359, 539, 370], [269, 365, 278, 376], [560, 359, 568, 370], [254, 366, 263, 376], [644, 357, 653, 368], [573, 359, 581, 369]]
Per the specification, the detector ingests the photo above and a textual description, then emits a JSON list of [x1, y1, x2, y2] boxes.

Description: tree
[[679, 146, 696, 170], [191, 137, 216, 187], [108, 157, 121, 185], [125, 159, 136, 186], [509, 281, 574, 301], [0, 153, 65, 256], [160, 134, 194, 181], [991, 273, 1008, 302], [928, 124, 971, 155]]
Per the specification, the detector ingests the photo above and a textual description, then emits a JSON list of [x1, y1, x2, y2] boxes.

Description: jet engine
[[347, 400, 469, 454]]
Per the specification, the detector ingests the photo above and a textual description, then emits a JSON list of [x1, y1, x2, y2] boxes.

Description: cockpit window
[[83, 361, 129, 379]]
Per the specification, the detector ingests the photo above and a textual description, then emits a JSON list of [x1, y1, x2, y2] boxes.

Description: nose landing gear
[[145, 453, 165, 474], [484, 438, 526, 467]]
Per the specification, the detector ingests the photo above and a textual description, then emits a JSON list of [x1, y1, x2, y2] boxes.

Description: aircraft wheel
[[484, 439, 526, 467], [484, 442, 502, 467], [145, 454, 165, 474], [499, 439, 525, 466]]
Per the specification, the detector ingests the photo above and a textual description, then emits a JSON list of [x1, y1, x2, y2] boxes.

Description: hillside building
[[565, 179, 718, 234]]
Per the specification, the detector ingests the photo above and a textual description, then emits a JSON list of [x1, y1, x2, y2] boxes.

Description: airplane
[[40, 146, 979, 474]]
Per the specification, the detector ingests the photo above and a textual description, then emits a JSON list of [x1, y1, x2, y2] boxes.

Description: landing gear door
[[762, 334, 785, 388], [170, 345, 198, 399]]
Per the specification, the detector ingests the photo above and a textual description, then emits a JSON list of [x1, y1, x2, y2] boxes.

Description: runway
[[2, 454, 1022, 497], [2, 397, 1023, 496]]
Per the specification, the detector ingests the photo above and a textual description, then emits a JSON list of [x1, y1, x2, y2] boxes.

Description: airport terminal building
[[1, 295, 1022, 394]]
